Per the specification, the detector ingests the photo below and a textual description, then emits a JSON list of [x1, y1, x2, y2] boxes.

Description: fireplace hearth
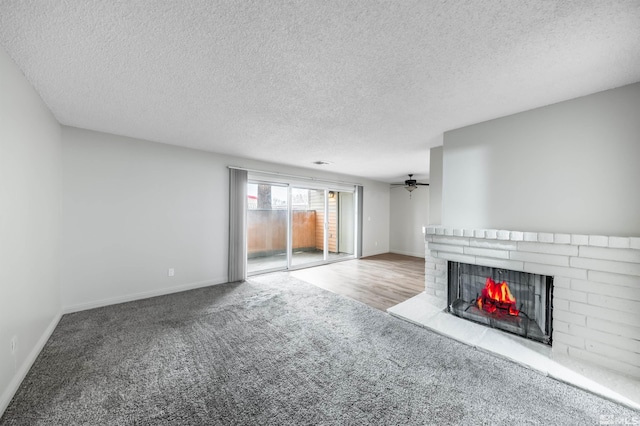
[[448, 262, 553, 345]]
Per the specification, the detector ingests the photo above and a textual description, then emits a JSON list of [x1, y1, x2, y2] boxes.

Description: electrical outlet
[[10, 336, 17, 354], [168, 268, 175, 277]]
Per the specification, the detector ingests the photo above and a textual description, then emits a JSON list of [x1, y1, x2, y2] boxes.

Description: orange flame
[[477, 277, 519, 316]]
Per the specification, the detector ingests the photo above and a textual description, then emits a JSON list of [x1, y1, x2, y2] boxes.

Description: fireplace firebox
[[447, 262, 553, 345]]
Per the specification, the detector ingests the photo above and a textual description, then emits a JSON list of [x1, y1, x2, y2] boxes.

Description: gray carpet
[[1, 273, 636, 425]]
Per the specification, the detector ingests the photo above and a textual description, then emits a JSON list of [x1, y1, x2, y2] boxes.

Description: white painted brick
[[553, 276, 571, 288], [517, 241, 578, 256], [584, 340, 640, 367], [609, 236, 630, 249], [426, 275, 436, 284], [553, 320, 570, 334], [587, 293, 640, 314], [435, 262, 447, 272], [474, 257, 524, 271], [424, 287, 436, 296], [570, 257, 640, 276], [463, 229, 474, 237], [552, 331, 585, 349], [436, 252, 477, 264], [435, 290, 447, 299], [469, 239, 517, 251], [553, 233, 571, 244], [453, 228, 464, 237], [588, 270, 640, 288], [426, 226, 437, 235], [424, 235, 433, 243], [425, 268, 445, 278], [485, 229, 497, 239], [432, 236, 470, 246], [554, 287, 588, 303], [552, 342, 570, 356], [631, 237, 640, 250], [587, 317, 640, 341], [429, 283, 445, 292], [428, 243, 464, 254], [474, 229, 486, 239], [566, 347, 640, 379], [430, 251, 440, 258], [425, 262, 436, 270], [523, 263, 587, 279], [578, 246, 640, 263], [510, 231, 524, 241], [572, 280, 640, 302], [570, 324, 640, 353], [523, 232, 538, 242], [435, 227, 445, 235], [589, 235, 609, 247], [553, 308, 586, 326], [571, 234, 589, 246], [509, 251, 569, 267], [463, 247, 510, 260], [570, 302, 640, 327], [497, 230, 510, 240], [538, 232, 554, 243], [444, 228, 454, 236], [553, 299, 569, 312]]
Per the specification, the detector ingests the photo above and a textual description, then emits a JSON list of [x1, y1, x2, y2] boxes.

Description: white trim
[[63, 277, 228, 314], [0, 312, 62, 417]]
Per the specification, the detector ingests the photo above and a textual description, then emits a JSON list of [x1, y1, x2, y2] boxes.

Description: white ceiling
[[1, 1, 639, 183]]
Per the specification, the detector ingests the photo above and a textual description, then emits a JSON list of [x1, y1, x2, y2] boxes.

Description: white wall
[[429, 146, 443, 225], [0, 48, 62, 414], [389, 187, 429, 258], [61, 127, 390, 311], [442, 83, 640, 237]]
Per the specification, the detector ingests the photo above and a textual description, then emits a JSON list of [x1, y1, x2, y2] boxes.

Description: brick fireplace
[[424, 226, 640, 379]]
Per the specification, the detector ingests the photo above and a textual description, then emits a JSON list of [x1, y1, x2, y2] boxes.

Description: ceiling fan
[[391, 174, 429, 198]]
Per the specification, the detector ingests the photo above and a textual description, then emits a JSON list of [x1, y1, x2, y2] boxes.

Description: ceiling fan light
[[405, 185, 417, 192]]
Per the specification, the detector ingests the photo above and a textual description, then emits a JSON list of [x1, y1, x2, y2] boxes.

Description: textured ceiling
[[1, 1, 639, 183]]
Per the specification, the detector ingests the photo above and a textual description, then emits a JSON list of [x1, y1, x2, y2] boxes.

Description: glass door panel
[[291, 187, 326, 267], [247, 182, 288, 274]]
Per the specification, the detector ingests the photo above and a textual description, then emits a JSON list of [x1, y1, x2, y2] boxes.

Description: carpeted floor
[[1, 273, 636, 425]]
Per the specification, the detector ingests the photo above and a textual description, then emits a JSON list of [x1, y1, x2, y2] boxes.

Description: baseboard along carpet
[[1, 273, 636, 425]]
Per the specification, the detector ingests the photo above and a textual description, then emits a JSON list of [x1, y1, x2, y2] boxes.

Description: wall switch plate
[[168, 268, 175, 277]]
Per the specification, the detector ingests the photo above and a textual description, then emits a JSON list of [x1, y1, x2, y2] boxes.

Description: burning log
[[477, 277, 520, 316]]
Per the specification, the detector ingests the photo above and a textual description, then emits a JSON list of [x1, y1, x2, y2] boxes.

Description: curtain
[[356, 185, 363, 258], [228, 168, 248, 282]]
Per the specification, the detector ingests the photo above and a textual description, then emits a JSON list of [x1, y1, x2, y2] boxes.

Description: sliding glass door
[[246, 177, 357, 275], [290, 187, 326, 267], [246, 182, 288, 274]]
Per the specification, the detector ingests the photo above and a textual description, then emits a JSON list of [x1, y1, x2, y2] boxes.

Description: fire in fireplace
[[448, 262, 553, 345], [477, 277, 520, 316]]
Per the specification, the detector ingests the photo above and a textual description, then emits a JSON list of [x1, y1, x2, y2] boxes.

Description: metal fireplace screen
[[447, 262, 553, 345]]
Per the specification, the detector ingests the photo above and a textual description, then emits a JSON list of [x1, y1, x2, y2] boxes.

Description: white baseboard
[[390, 249, 426, 259], [0, 311, 62, 418], [63, 276, 228, 314]]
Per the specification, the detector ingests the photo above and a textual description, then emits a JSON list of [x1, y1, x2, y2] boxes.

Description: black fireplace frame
[[447, 261, 554, 345]]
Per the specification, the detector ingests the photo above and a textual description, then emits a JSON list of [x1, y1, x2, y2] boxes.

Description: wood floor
[[289, 252, 425, 311]]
